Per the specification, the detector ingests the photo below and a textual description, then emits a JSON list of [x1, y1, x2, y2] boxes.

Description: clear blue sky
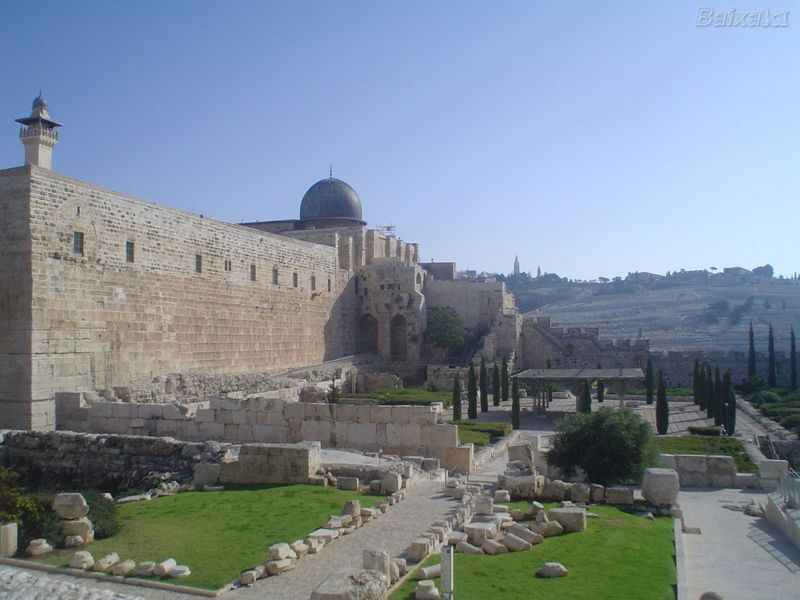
[[1, 1, 797, 280]]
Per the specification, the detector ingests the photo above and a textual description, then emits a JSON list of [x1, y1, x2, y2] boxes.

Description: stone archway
[[390, 314, 408, 361], [357, 313, 378, 354]]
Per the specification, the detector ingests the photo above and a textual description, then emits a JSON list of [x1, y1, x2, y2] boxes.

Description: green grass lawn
[[33, 484, 383, 590], [390, 506, 675, 600], [342, 386, 452, 407], [653, 434, 757, 473], [451, 420, 511, 448]]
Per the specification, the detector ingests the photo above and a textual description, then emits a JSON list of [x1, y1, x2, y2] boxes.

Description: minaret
[[513, 255, 520, 276], [15, 93, 61, 169]]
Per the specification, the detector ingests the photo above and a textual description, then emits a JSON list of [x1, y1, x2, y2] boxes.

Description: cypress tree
[[692, 359, 700, 406], [696, 362, 706, 411], [656, 371, 669, 435], [467, 363, 477, 419], [768, 324, 777, 388], [791, 327, 798, 391], [645, 359, 654, 405], [748, 322, 757, 378], [722, 370, 736, 435], [578, 379, 592, 414], [479, 358, 488, 413], [511, 377, 520, 430], [451, 376, 462, 421], [501, 356, 510, 403], [705, 363, 714, 419], [714, 366, 723, 427], [492, 363, 501, 407], [596, 363, 604, 403]]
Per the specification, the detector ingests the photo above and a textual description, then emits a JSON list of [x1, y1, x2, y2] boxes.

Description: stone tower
[[513, 255, 520, 276], [16, 93, 61, 169]]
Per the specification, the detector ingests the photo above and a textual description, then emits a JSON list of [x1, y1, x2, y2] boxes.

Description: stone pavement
[[0, 564, 148, 600], [679, 488, 800, 600]]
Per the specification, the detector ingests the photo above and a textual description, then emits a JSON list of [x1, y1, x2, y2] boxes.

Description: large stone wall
[[0, 165, 364, 429], [423, 278, 514, 332], [56, 394, 460, 460]]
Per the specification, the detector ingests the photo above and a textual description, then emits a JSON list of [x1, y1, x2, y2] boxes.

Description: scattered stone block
[[642, 512, 656, 521], [310, 568, 388, 600], [342, 499, 362, 517], [134, 561, 156, 577], [548, 507, 587, 533], [266, 558, 295, 576], [394, 557, 408, 575], [0, 523, 16, 558], [170, 565, 191, 578], [269, 542, 297, 561], [112, 559, 136, 576], [62, 517, 94, 544], [475, 497, 494, 516], [494, 489, 511, 503], [448, 531, 468, 545], [363, 549, 391, 579], [570, 483, 590, 503], [508, 523, 543, 545], [69, 550, 94, 570], [307, 528, 340, 545], [590, 483, 605, 502], [533, 520, 564, 537], [154, 558, 177, 576], [25, 539, 53, 557], [464, 521, 498, 545], [381, 472, 402, 494], [291, 540, 309, 558], [510, 509, 525, 521], [53, 493, 89, 520], [407, 538, 431, 562], [94, 552, 120, 572], [481, 538, 507, 555], [419, 563, 441, 579], [642, 468, 680, 507], [240, 568, 262, 585], [527, 500, 544, 515], [454, 541, 483, 554], [507, 442, 535, 468], [337, 477, 359, 491], [389, 560, 400, 584], [306, 537, 325, 554], [536, 562, 569, 578], [501, 532, 533, 552], [326, 515, 353, 529], [64, 535, 84, 548], [416, 579, 440, 599], [117, 493, 152, 504], [605, 486, 634, 505]]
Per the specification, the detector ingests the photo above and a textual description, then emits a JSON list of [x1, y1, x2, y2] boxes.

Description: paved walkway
[[679, 488, 800, 600]]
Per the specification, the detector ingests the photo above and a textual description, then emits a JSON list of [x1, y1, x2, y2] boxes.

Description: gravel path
[[0, 564, 150, 600]]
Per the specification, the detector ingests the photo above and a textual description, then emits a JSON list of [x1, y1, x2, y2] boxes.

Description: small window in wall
[[73, 231, 84, 255], [250, 264, 257, 281], [195, 254, 202, 273], [224, 259, 232, 272], [273, 267, 279, 284], [292, 272, 298, 288], [311, 275, 316, 291], [125, 241, 135, 263], [328, 278, 332, 292]]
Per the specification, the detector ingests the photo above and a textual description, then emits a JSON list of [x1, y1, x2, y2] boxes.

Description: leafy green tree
[[451, 376, 462, 421], [722, 370, 736, 435], [768, 323, 777, 388], [645, 359, 654, 405], [547, 408, 655, 486], [492, 363, 501, 407], [656, 371, 669, 435], [467, 363, 478, 419], [578, 380, 592, 414], [511, 376, 521, 430], [425, 307, 469, 356], [501, 356, 510, 403], [479, 358, 488, 413], [714, 366, 723, 427], [791, 327, 798, 391], [748, 322, 757, 378]]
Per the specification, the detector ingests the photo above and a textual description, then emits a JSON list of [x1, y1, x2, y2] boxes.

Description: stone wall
[[0, 165, 364, 430], [56, 395, 460, 460], [423, 278, 514, 332]]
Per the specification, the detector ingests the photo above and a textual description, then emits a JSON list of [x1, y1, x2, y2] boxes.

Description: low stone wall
[[56, 395, 460, 464], [764, 491, 800, 551], [659, 453, 758, 488]]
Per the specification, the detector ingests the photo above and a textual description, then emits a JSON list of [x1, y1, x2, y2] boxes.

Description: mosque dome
[[299, 177, 363, 222]]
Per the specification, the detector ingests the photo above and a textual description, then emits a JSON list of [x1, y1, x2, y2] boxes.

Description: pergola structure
[[513, 368, 645, 414]]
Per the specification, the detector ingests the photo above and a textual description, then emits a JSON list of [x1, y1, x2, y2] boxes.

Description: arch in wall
[[357, 313, 379, 354], [390, 314, 408, 361]]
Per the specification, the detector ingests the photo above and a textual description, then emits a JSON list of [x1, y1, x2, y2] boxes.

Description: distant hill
[[503, 267, 800, 351]]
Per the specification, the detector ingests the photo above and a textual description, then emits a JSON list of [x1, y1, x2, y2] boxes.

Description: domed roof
[[300, 177, 363, 222]]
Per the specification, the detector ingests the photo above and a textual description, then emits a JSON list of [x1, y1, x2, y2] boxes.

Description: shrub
[[547, 408, 655, 486], [779, 414, 800, 434], [425, 307, 469, 356], [687, 425, 722, 437], [739, 376, 767, 395], [0, 468, 34, 524], [749, 390, 782, 405], [760, 405, 800, 418], [81, 490, 120, 539], [17, 493, 65, 551]]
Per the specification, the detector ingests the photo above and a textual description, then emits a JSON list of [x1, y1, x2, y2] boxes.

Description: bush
[[760, 405, 800, 418], [17, 493, 65, 552], [749, 391, 782, 406], [687, 425, 722, 437], [547, 408, 656, 486], [779, 414, 800, 433], [82, 490, 120, 539], [739, 376, 767, 394], [0, 468, 34, 524], [425, 307, 469, 356]]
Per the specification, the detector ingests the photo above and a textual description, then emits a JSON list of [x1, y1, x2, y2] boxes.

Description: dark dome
[[300, 177, 363, 222]]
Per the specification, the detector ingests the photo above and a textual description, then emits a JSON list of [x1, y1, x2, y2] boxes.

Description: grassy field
[[389, 505, 675, 600], [33, 484, 383, 590], [342, 386, 452, 407], [451, 420, 511, 448], [653, 434, 757, 472]]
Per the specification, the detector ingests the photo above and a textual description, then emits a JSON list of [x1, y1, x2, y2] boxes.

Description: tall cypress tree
[[748, 322, 757, 378], [705, 363, 714, 419], [768, 323, 777, 388], [467, 363, 478, 419], [791, 327, 798, 391], [501, 356, 510, 403], [645, 359, 655, 405], [714, 366, 723, 427], [451, 376, 462, 421], [578, 380, 592, 414], [722, 370, 736, 435], [479, 358, 488, 413], [597, 363, 605, 403], [492, 363, 501, 407], [692, 359, 701, 406], [511, 377, 520, 430], [656, 371, 669, 435], [696, 362, 707, 411]]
